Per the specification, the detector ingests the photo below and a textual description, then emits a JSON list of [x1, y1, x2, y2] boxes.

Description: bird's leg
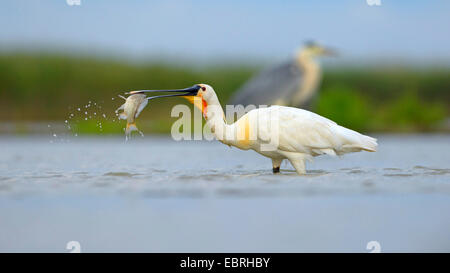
[[284, 153, 311, 175], [271, 158, 283, 174], [278, 151, 310, 175], [288, 158, 306, 175]]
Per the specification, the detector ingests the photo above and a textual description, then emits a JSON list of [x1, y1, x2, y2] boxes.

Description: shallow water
[[0, 134, 449, 252]]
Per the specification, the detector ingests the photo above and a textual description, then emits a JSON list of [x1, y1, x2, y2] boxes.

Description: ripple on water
[[178, 173, 235, 181], [103, 172, 137, 177], [1, 136, 450, 200], [384, 168, 402, 171], [302, 169, 331, 177], [150, 169, 167, 173], [216, 188, 278, 198], [140, 188, 205, 199], [0, 184, 12, 191], [92, 181, 116, 188], [414, 165, 450, 175], [382, 166, 450, 177], [28, 174, 65, 179], [383, 173, 414, 177], [426, 169, 450, 175], [348, 170, 366, 174]]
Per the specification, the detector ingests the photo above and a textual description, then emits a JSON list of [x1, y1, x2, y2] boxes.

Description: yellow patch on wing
[[236, 115, 251, 148]]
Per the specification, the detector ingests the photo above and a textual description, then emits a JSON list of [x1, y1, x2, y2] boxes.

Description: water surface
[[0, 135, 449, 252]]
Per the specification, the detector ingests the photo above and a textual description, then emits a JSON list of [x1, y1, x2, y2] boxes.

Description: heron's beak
[[127, 85, 201, 101], [322, 47, 338, 57]]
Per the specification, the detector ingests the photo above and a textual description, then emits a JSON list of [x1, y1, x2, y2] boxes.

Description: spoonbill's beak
[[127, 85, 201, 101]]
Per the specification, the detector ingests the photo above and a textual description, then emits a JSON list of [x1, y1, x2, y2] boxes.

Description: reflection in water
[[0, 135, 450, 252], [0, 135, 449, 197], [384, 173, 414, 177], [104, 172, 138, 177]]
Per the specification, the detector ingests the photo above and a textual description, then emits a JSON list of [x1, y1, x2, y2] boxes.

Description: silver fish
[[116, 94, 148, 139]]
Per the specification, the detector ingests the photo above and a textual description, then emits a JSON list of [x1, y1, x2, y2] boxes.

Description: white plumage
[[132, 83, 377, 175], [256, 106, 376, 156], [198, 84, 377, 175], [220, 106, 377, 174]]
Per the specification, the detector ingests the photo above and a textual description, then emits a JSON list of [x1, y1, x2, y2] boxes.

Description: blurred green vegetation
[[315, 86, 371, 132], [0, 53, 449, 134]]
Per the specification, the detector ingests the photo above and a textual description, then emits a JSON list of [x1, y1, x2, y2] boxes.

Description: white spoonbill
[[129, 84, 377, 175]]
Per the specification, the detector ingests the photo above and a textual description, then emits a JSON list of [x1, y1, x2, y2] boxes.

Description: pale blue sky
[[1, 0, 449, 63]]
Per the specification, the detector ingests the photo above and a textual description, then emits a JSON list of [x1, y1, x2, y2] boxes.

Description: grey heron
[[229, 42, 336, 109]]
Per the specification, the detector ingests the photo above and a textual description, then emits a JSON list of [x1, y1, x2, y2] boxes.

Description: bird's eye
[[201, 86, 206, 91]]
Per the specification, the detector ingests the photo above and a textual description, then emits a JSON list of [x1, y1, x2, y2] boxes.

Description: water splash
[[62, 99, 117, 139]]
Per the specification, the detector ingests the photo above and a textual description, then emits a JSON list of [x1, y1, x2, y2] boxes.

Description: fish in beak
[[116, 93, 148, 139], [118, 85, 203, 139], [129, 84, 206, 116]]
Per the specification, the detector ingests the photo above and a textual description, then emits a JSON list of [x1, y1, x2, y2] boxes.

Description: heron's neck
[[297, 51, 319, 73], [293, 52, 321, 106]]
